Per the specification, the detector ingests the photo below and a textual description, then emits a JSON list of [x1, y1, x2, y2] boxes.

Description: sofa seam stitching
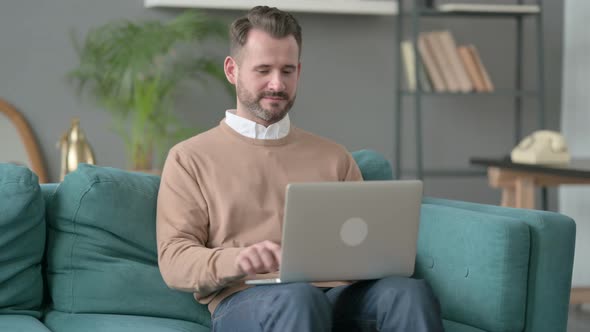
[[68, 181, 98, 313]]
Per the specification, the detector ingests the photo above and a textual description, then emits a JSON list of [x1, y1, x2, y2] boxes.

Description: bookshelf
[[144, 0, 399, 15], [394, 0, 546, 181]]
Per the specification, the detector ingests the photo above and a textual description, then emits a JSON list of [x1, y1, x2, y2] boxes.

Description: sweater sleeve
[[156, 147, 244, 299]]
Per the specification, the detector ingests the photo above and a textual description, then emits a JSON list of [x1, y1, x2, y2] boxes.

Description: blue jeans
[[211, 276, 444, 332]]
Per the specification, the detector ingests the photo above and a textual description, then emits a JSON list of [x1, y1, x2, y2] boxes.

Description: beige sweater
[[156, 120, 363, 313]]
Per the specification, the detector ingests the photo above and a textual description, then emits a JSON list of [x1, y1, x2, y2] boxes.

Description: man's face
[[225, 29, 301, 126]]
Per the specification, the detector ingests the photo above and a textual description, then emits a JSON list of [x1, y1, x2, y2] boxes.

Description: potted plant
[[69, 11, 231, 171]]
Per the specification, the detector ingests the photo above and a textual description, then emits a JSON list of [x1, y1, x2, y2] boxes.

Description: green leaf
[[68, 10, 231, 167]]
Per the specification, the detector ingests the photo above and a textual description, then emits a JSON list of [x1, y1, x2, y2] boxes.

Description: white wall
[[560, 0, 590, 287]]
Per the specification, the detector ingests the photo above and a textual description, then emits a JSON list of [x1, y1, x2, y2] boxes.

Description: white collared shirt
[[225, 110, 290, 140]]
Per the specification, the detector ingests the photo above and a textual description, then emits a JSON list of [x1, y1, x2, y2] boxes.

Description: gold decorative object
[[57, 118, 96, 181]]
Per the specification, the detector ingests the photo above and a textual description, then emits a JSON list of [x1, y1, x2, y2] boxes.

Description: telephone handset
[[510, 130, 571, 165]]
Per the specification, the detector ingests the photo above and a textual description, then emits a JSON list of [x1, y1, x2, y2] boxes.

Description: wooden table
[[471, 157, 590, 305], [470, 157, 590, 209]]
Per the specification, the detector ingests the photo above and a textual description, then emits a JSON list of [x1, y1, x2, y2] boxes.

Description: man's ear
[[224, 56, 238, 85]]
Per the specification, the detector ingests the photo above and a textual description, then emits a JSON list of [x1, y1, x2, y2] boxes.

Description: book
[[436, 30, 473, 93], [425, 31, 460, 92], [458, 46, 486, 92], [417, 33, 447, 92], [467, 45, 494, 92], [401, 40, 432, 92], [401, 41, 417, 91]]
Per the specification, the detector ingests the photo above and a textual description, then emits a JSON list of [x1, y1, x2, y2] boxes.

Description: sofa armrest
[[421, 197, 575, 332], [415, 202, 531, 332]]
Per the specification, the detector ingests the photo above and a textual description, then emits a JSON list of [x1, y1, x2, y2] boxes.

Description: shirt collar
[[225, 110, 290, 140]]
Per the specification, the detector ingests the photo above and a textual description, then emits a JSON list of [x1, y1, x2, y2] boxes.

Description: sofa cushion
[[46, 164, 210, 327], [0, 164, 45, 318], [416, 203, 531, 332], [0, 315, 51, 332], [351, 149, 393, 180], [43, 311, 209, 332], [443, 320, 487, 332]]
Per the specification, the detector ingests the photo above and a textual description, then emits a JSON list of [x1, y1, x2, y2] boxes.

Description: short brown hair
[[229, 6, 302, 60]]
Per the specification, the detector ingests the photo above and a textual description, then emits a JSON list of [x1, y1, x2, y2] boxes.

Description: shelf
[[419, 4, 540, 17], [394, 0, 544, 182], [401, 169, 487, 177], [144, 0, 399, 15], [417, 9, 540, 18], [401, 90, 538, 97]]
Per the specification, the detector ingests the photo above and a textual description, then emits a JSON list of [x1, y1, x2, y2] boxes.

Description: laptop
[[245, 180, 423, 285]]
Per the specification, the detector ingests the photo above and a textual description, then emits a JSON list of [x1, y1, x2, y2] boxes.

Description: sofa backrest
[[351, 149, 393, 180], [0, 164, 45, 318], [45, 164, 211, 326], [5, 150, 571, 331], [41, 149, 390, 324]]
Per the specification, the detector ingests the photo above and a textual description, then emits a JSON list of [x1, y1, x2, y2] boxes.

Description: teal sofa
[[0, 150, 576, 332]]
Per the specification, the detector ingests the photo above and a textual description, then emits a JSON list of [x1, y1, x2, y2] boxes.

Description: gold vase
[[57, 117, 96, 181]]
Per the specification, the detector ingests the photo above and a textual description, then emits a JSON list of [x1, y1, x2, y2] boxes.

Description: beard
[[236, 79, 296, 123]]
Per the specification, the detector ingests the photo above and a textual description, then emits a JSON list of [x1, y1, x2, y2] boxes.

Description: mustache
[[259, 91, 289, 99]]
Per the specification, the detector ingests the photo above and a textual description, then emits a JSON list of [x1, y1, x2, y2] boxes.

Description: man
[[157, 6, 444, 332]]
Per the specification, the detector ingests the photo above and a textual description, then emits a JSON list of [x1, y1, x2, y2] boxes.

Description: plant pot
[[131, 168, 162, 176]]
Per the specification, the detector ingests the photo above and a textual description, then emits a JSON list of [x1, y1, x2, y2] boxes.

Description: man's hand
[[235, 241, 282, 275]]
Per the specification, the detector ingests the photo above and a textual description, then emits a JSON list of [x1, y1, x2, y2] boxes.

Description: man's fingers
[[257, 247, 279, 271], [235, 241, 282, 276], [247, 249, 264, 272], [263, 241, 281, 251], [239, 256, 254, 275], [267, 246, 281, 266], [261, 241, 282, 265], [273, 248, 282, 266]]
